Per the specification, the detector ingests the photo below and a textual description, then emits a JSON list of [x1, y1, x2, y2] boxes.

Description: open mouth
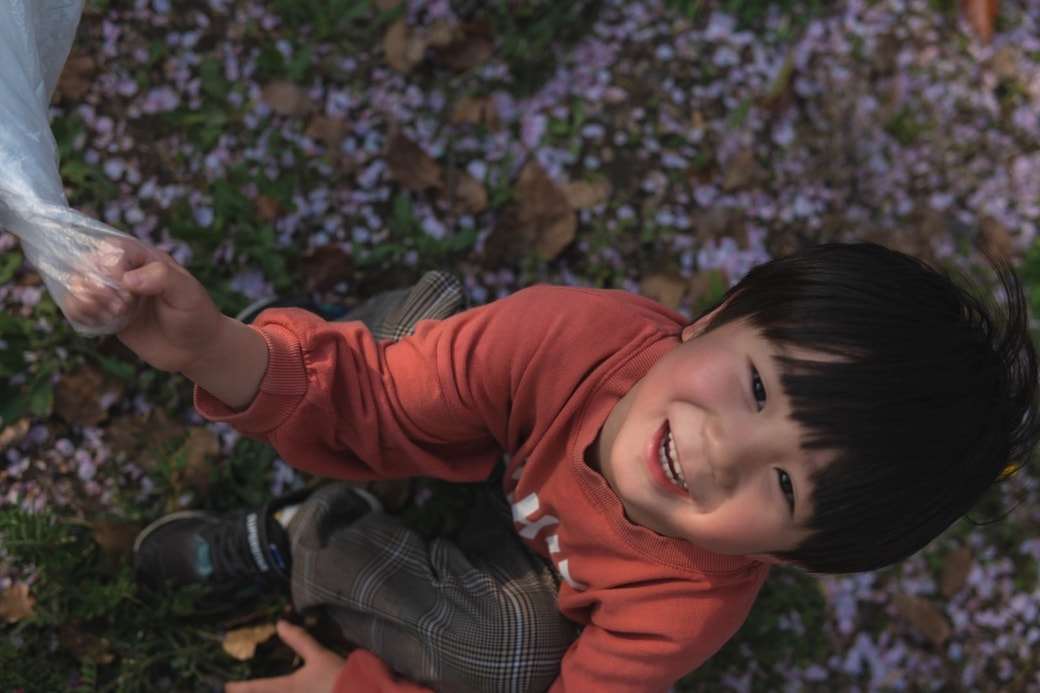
[[658, 424, 687, 491]]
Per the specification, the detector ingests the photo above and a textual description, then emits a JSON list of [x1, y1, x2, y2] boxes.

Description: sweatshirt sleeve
[[545, 568, 768, 692], [194, 286, 628, 482]]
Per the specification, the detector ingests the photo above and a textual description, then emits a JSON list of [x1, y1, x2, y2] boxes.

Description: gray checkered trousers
[[286, 272, 581, 693]]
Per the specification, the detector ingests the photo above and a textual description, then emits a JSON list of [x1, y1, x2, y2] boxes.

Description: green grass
[[0, 507, 255, 692]]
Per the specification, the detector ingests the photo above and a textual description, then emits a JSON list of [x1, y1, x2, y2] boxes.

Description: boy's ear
[[681, 306, 723, 342]]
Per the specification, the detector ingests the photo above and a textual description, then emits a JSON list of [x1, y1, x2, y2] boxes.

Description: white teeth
[[659, 430, 687, 490]]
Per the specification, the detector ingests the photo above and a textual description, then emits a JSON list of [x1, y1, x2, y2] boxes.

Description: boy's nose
[[703, 414, 753, 491]]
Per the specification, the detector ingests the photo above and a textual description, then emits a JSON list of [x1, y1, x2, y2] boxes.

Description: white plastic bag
[[0, 0, 159, 335]]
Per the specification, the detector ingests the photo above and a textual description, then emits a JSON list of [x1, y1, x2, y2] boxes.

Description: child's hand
[[61, 235, 157, 335], [65, 240, 223, 372], [67, 242, 268, 410], [111, 249, 226, 374], [225, 621, 344, 693]]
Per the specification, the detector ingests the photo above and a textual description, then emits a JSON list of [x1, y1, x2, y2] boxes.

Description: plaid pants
[[287, 483, 579, 693], [285, 273, 580, 692]]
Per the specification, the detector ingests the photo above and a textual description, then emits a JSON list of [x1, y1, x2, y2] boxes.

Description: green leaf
[[357, 243, 400, 268], [0, 384, 29, 426], [0, 249, 23, 283], [198, 58, 231, 103], [255, 45, 288, 80], [389, 194, 416, 235], [95, 355, 137, 381], [451, 226, 478, 253], [0, 310, 32, 339], [287, 44, 315, 82], [340, 0, 373, 20], [29, 376, 54, 417]]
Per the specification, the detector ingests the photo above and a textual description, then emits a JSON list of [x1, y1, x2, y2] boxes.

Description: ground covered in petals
[[2, 0, 1039, 690]]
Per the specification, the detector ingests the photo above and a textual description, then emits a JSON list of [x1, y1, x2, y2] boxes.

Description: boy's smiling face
[[592, 316, 828, 560]]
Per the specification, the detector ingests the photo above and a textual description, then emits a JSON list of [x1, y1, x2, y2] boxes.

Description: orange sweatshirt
[[196, 285, 769, 692]]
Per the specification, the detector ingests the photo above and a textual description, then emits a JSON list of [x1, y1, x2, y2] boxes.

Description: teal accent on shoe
[[195, 537, 213, 578]]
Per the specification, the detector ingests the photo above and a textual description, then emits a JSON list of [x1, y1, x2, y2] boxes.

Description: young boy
[[65, 242, 1040, 692]]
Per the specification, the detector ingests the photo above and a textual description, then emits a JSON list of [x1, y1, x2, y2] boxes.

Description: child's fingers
[[117, 237, 164, 272], [122, 254, 201, 309], [121, 259, 172, 296], [64, 272, 132, 327], [275, 620, 327, 661]]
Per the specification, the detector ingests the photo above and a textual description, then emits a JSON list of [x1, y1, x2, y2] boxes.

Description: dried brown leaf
[[562, 179, 611, 211], [979, 215, 1014, 261], [689, 208, 746, 245], [450, 96, 501, 130], [872, 34, 900, 78], [432, 18, 495, 72], [516, 161, 578, 260], [305, 114, 351, 157], [959, 0, 998, 43], [19, 266, 43, 288], [55, 363, 124, 426], [447, 171, 488, 215], [534, 216, 577, 261], [640, 274, 687, 311], [300, 244, 355, 293], [720, 147, 766, 192], [426, 18, 458, 48], [0, 584, 36, 623], [861, 223, 938, 264], [484, 205, 535, 268], [93, 519, 141, 566], [989, 46, 1021, 83], [262, 81, 312, 117], [938, 545, 974, 598], [58, 624, 116, 664], [54, 53, 98, 103], [180, 427, 221, 496], [913, 208, 952, 245], [383, 19, 428, 73], [105, 409, 185, 465], [386, 132, 444, 191], [223, 623, 278, 661], [256, 194, 286, 222], [891, 594, 952, 648], [0, 418, 31, 450]]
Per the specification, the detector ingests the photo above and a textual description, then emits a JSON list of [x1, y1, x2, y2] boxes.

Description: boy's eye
[[777, 469, 795, 511], [751, 367, 767, 411]]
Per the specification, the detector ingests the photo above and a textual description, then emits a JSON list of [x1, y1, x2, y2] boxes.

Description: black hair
[[702, 243, 1040, 574]]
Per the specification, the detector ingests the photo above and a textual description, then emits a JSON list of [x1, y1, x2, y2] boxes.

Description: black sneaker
[[237, 271, 465, 338], [133, 493, 303, 610], [235, 297, 348, 325]]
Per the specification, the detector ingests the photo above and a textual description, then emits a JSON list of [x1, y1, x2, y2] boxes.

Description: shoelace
[[200, 511, 280, 584]]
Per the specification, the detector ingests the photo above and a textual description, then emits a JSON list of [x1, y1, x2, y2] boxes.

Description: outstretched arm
[[65, 246, 268, 410]]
